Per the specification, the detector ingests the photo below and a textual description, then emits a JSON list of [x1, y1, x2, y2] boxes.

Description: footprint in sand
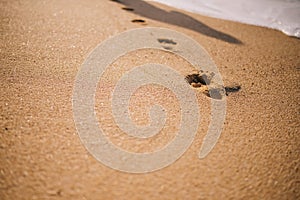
[[131, 19, 147, 24], [185, 72, 241, 99]]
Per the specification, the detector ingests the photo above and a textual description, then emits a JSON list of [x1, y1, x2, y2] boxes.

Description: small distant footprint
[[122, 7, 134, 11], [131, 19, 146, 23], [157, 38, 177, 50], [157, 39, 177, 45]]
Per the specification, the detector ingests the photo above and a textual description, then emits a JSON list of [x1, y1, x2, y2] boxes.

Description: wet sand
[[1, 0, 299, 199]]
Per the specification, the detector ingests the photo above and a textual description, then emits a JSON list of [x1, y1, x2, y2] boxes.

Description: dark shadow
[[111, 0, 243, 44]]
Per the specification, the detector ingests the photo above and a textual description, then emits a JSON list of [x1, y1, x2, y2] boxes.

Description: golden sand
[[1, 0, 299, 199]]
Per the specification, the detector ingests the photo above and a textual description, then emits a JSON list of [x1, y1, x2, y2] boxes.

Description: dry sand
[[1, 0, 299, 199]]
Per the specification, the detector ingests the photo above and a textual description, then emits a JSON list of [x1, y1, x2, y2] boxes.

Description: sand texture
[[1, 0, 299, 199]]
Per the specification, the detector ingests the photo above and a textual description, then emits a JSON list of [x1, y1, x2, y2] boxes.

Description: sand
[[0, 0, 299, 199]]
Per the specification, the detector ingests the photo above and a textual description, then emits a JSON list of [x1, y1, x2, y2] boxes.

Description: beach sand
[[1, 0, 299, 199]]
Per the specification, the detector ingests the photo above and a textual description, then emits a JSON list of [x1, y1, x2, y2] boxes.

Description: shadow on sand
[[111, 0, 243, 44]]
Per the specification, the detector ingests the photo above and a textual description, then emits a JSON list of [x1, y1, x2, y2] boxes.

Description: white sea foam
[[149, 0, 300, 38]]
